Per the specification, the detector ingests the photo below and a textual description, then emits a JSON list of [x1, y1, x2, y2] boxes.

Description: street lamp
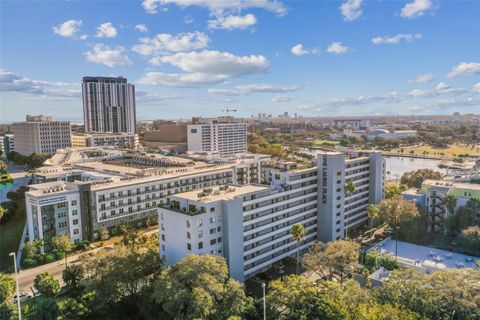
[[262, 282, 266, 320], [9, 252, 22, 320]]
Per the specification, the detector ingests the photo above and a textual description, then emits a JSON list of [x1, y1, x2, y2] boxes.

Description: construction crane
[[223, 107, 237, 116]]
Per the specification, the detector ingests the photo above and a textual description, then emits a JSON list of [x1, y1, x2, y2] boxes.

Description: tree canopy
[[400, 168, 442, 189], [152, 254, 247, 320], [34, 272, 60, 298]]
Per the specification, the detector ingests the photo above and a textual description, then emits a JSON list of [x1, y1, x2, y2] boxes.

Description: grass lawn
[[314, 139, 340, 146], [0, 204, 26, 273], [391, 144, 479, 157]]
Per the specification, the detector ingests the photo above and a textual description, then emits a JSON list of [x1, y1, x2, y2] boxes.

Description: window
[[187, 243, 191, 251], [197, 219, 203, 227], [71, 200, 77, 206], [198, 242, 203, 249], [161, 234, 165, 241], [217, 226, 222, 232], [210, 239, 217, 245], [218, 237, 222, 243], [210, 207, 215, 212], [73, 229, 79, 235], [187, 232, 191, 239], [186, 220, 191, 228], [72, 209, 78, 216], [210, 228, 216, 234], [73, 219, 79, 225], [198, 230, 203, 238], [209, 217, 216, 223]]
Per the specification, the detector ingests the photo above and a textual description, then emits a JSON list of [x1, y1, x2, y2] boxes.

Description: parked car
[[13, 292, 31, 303]]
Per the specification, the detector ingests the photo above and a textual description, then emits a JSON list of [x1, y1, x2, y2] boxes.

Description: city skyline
[[1, 0, 480, 122]]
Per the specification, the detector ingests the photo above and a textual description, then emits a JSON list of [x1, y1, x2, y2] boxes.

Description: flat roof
[[172, 184, 269, 203], [369, 239, 479, 271]]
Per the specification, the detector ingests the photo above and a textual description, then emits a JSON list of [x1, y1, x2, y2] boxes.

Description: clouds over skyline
[[132, 32, 209, 57], [208, 83, 299, 96], [95, 22, 118, 38], [447, 62, 480, 78], [208, 14, 257, 30]]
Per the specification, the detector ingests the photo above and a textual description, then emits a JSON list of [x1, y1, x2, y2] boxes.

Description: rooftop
[[171, 184, 269, 203]]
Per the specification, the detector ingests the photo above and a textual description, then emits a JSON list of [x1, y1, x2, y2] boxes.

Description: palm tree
[[290, 223, 305, 275], [367, 204, 379, 229], [443, 193, 457, 235], [466, 197, 480, 226], [345, 181, 356, 196]]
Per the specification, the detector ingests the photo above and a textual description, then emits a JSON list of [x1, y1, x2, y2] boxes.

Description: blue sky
[[1, 0, 479, 122]]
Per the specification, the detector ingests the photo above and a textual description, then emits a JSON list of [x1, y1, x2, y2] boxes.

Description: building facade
[[71, 132, 137, 148], [12, 115, 71, 156], [317, 152, 385, 241], [0, 134, 15, 155], [187, 118, 247, 158], [82, 77, 136, 134]]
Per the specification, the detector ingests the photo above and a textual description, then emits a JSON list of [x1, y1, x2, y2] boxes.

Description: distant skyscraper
[[82, 76, 136, 134]]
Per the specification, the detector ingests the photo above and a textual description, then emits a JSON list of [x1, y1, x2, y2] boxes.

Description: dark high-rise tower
[[82, 76, 136, 133]]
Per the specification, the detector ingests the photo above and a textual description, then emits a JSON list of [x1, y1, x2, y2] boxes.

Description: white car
[[13, 292, 31, 303]]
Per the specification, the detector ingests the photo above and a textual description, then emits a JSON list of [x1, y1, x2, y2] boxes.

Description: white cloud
[[208, 14, 257, 30], [447, 62, 480, 78], [372, 33, 422, 44], [84, 44, 132, 67], [79, 34, 88, 40], [52, 20, 83, 38], [135, 24, 148, 33], [473, 83, 480, 94], [136, 91, 185, 103], [137, 50, 269, 87], [0, 69, 80, 98], [137, 72, 226, 87], [291, 44, 318, 56], [272, 95, 294, 102], [152, 50, 269, 77], [184, 15, 195, 24], [95, 22, 118, 38], [414, 73, 434, 83], [142, 0, 286, 16], [209, 83, 299, 96], [132, 32, 209, 56], [340, 0, 363, 21], [326, 42, 352, 54], [401, 0, 434, 19]]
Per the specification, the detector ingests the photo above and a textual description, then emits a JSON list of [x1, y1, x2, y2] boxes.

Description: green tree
[[99, 227, 110, 241], [52, 234, 73, 266], [367, 204, 379, 229], [35, 298, 59, 320], [378, 197, 419, 253], [63, 265, 85, 297], [458, 225, 480, 256], [34, 272, 60, 298], [79, 244, 163, 318], [466, 197, 480, 225], [443, 193, 457, 234], [376, 268, 480, 320], [290, 223, 305, 274], [303, 240, 360, 282], [152, 255, 247, 320], [0, 273, 16, 305], [385, 182, 407, 199], [267, 275, 348, 320], [345, 180, 356, 195], [400, 168, 442, 188], [145, 213, 157, 228]]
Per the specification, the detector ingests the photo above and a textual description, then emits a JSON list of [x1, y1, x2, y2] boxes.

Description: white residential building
[[317, 151, 385, 241], [71, 132, 138, 148], [26, 181, 83, 250], [187, 117, 247, 158], [82, 76, 136, 134], [0, 134, 15, 155], [12, 115, 71, 156]]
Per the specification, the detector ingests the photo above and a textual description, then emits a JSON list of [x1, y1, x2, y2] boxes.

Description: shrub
[[45, 254, 56, 263], [24, 258, 38, 267]]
